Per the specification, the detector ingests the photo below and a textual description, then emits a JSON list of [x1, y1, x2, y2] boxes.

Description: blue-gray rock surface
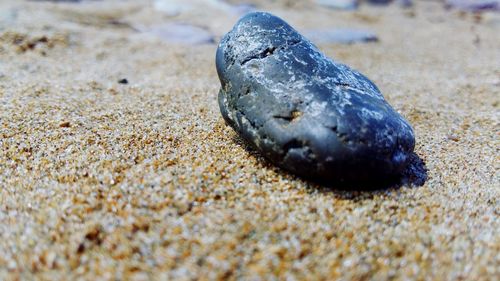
[[216, 12, 415, 183]]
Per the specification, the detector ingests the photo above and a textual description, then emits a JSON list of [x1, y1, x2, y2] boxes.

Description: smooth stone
[[0, 8, 18, 30], [229, 3, 256, 15], [315, 0, 358, 10], [153, 0, 188, 16], [366, 0, 414, 7], [366, 0, 393, 5], [397, 0, 413, 8], [446, 0, 499, 12], [147, 23, 215, 45], [153, 0, 255, 17], [216, 12, 415, 183], [304, 29, 378, 44]]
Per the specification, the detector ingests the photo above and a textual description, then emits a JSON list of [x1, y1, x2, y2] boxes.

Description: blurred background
[[1, 0, 499, 47]]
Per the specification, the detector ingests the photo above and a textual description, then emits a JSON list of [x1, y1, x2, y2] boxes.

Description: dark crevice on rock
[[240, 39, 301, 65], [282, 138, 317, 161], [273, 115, 295, 122], [283, 139, 303, 152], [335, 82, 351, 88], [273, 110, 301, 123], [282, 139, 317, 164], [235, 108, 259, 130], [327, 125, 350, 145], [236, 86, 251, 100], [240, 47, 275, 65]]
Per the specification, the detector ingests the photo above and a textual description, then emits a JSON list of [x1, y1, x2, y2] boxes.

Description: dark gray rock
[[216, 12, 415, 183]]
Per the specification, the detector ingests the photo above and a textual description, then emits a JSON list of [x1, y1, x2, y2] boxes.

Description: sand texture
[[0, 0, 499, 280]]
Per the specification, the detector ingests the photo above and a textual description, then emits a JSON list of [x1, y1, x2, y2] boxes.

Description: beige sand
[[0, 0, 499, 280]]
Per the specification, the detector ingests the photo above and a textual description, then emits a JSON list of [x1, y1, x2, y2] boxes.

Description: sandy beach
[[0, 0, 499, 280]]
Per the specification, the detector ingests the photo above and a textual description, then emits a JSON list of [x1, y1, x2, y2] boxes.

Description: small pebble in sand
[[216, 12, 415, 183], [446, 0, 499, 12], [153, 0, 189, 16], [366, 0, 393, 5], [153, 0, 255, 16], [230, 3, 256, 15], [397, 0, 413, 7], [147, 23, 214, 45], [315, 0, 358, 10], [304, 29, 378, 44]]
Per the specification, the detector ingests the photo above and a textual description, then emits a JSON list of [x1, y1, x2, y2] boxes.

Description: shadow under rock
[[231, 134, 428, 193]]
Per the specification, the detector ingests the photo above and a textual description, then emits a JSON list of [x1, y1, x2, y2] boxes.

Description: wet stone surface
[[216, 12, 416, 183]]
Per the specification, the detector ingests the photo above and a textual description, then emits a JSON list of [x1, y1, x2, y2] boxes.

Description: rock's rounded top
[[216, 12, 302, 77], [235, 12, 291, 29]]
